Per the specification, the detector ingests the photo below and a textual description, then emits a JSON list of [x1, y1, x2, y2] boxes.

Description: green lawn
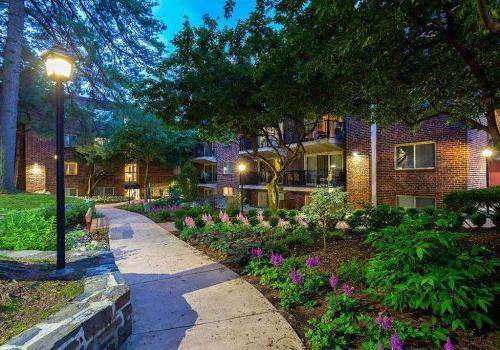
[[0, 193, 82, 214]]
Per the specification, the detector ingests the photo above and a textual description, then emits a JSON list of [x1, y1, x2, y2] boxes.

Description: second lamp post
[[237, 163, 247, 213]]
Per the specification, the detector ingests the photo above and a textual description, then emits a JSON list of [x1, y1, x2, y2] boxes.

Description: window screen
[[415, 143, 435, 168]]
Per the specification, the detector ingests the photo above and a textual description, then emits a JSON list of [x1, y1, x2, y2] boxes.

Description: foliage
[[247, 208, 258, 217], [269, 216, 280, 227], [337, 260, 367, 285], [365, 215, 500, 330], [471, 212, 487, 227], [277, 209, 288, 219], [284, 226, 314, 248], [346, 204, 406, 231], [0, 210, 56, 250], [147, 210, 171, 223], [178, 162, 199, 202], [262, 209, 273, 220], [119, 203, 145, 214], [226, 194, 242, 215], [302, 188, 347, 230], [38, 200, 94, 227], [444, 187, 500, 226], [0, 193, 83, 214]]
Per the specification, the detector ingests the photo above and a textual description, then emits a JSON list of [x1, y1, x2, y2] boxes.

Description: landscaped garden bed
[[120, 187, 499, 349]]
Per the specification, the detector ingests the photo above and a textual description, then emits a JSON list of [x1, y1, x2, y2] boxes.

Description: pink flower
[[184, 216, 196, 229], [443, 337, 454, 350], [390, 331, 403, 350], [250, 247, 263, 258], [201, 213, 213, 224], [289, 268, 304, 285], [328, 274, 338, 289], [237, 212, 249, 225], [277, 218, 288, 228], [342, 283, 353, 296], [306, 255, 320, 268], [219, 211, 230, 223], [270, 252, 284, 266], [378, 343, 384, 350], [257, 212, 265, 223]]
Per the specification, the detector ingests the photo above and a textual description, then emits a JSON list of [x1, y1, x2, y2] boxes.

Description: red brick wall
[[215, 143, 240, 195], [376, 116, 469, 207], [345, 118, 371, 207], [467, 128, 488, 189]]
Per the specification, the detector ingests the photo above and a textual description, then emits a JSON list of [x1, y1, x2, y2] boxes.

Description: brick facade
[[24, 130, 175, 198], [214, 143, 240, 196], [345, 119, 371, 207]]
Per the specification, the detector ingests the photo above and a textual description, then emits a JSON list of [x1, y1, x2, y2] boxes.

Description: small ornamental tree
[[302, 187, 348, 250], [178, 162, 199, 202]]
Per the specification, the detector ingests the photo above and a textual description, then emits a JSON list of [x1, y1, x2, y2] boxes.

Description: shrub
[[194, 216, 205, 228], [178, 162, 199, 202], [262, 208, 273, 220], [345, 209, 367, 230], [247, 208, 258, 217], [277, 209, 288, 219], [337, 259, 367, 285], [287, 209, 298, 220], [285, 226, 314, 248], [346, 204, 406, 231], [226, 194, 242, 215], [121, 203, 145, 214], [147, 210, 171, 223], [365, 216, 500, 330], [174, 219, 184, 231], [0, 210, 57, 250], [227, 207, 240, 218], [325, 230, 345, 241], [264, 239, 289, 254], [444, 187, 500, 227], [471, 212, 487, 227], [39, 200, 94, 226], [249, 217, 260, 226], [269, 216, 280, 227]]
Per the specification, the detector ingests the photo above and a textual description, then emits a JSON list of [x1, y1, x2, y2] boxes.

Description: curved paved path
[[99, 207, 303, 350]]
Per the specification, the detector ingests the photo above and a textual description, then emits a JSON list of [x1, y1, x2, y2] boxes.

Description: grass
[[0, 278, 84, 344], [0, 192, 83, 214]]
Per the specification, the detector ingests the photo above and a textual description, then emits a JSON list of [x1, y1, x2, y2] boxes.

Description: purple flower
[[270, 252, 284, 266], [390, 331, 404, 350], [378, 343, 384, 350], [290, 268, 304, 285], [375, 314, 391, 331], [328, 274, 338, 289], [443, 337, 454, 350], [237, 212, 249, 225], [342, 283, 353, 296], [306, 255, 320, 268], [250, 247, 263, 258]]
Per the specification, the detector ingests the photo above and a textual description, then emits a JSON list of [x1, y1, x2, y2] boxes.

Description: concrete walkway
[[99, 207, 304, 350]]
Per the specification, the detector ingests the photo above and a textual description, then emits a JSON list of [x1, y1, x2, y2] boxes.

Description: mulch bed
[[0, 257, 84, 345], [168, 222, 498, 349]]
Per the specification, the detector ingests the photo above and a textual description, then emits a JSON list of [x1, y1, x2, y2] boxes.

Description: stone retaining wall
[[0, 251, 132, 350]]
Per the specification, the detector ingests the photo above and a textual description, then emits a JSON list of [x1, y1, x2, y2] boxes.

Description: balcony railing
[[199, 171, 217, 184], [243, 169, 345, 188], [194, 143, 215, 157], [240, 119, 345, 151]]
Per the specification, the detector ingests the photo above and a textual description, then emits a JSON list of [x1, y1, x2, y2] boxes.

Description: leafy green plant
[[262, 208, 273, 220], [269, 216, 280, 227], [194, 216, 205, 228], [247, 208, 258, 217], [249, 217, 259, 226], [174, 219, 184, 231], [365, 216, 500, 330], [287, 209, 298, 220], [337, 259, 367, 285], [0, 210, 56, 250], [470, 212, 487, 227], [285, 226, 314, 248], [227, 207, 240, 217], [277, 209, 288, 219], [147, 210, 171, 222]]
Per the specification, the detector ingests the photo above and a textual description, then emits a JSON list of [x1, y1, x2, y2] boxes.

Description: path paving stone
[[100, 207, 304, 350]]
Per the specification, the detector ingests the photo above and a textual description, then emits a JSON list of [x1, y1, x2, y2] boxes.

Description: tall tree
[[0, 0, 165, 191], [108, 113, 195, 200], [137, 12, 329, 209]]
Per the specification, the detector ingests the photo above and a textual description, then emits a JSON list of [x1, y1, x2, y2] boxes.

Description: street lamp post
[[237, 163, 247, 213], [127, 173, 132, 205], [41, 46, 74, 271], [482, 148, 493, 188]]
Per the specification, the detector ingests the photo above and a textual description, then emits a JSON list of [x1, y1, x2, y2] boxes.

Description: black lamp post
[[237, 163, 247, 213], [41, 46, 74, 271], [127, 173, 132, 205], [482, 148, 493, 188]]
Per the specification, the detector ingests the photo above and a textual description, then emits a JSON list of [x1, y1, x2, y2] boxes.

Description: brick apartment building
[[192, 115, 496, 209]]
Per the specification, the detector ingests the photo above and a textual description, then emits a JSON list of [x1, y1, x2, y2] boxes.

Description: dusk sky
[[153, 0, 257, 52]]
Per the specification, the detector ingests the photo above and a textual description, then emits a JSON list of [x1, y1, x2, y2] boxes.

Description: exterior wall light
[[32, 163, 41, 175], [482, 148, 493, 158], [352, 151, 360, 157]]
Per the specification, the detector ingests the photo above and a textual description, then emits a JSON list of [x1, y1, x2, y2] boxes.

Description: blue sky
[[153, 0, 257, 52]]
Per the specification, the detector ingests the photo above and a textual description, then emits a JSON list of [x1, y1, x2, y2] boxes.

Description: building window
[[223, 187, 233, 196], [94, 187, 115, 196], [223, 161, 233, 174], [125, 163, 137, 182], [397, 195, 435, 209], [395, 142, 435, 169], [64, 134, 77, 148], [64, 162, 78, 175], [258, 192, 268, 207], [65, 188, 78, 197]]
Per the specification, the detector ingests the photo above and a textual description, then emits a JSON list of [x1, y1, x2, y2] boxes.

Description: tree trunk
[[0, 0, 25, 191], [15, 122, 26, 190], [87, 172, 94, 197], [266, 176, 280, 211], [143, 161, 150, 200]]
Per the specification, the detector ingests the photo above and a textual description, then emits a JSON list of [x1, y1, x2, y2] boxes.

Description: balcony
[[199, 171, 217, 184], [243, 169, 345, 189], [193, 143, 216, 164], [240, 119, 345, 154]]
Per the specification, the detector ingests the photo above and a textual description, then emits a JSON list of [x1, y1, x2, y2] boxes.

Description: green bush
[[262, 208, 273, 220], [39, 200, 94, 226], [195, 216, 205, 228], [227, 207, 240, 217], [287, 209, 298, 220], [285, 226, 314, 248], [249, 217, 260, 226], [0, 210, 57, 250], [346, 204, 409, 231], [247, 208, 258, 217], [174, 219, 184, 231], [337, 259, 367, 285], [277, 209, 288, 219], [147, 210, 172, 223], [226, 194, 242, 215], [365, 215, 500, 330], [121, 203, 145, 214], [444, 187, 500, 227], [268, 216, 279, 227], [324, 230, 345, 241], [264, 239, 289, 254], [471, 212, 487, 227]]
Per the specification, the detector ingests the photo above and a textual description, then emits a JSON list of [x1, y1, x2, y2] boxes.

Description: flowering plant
[[184, 216, 196, 229], [290, 268, 304, 285], [270, 252, 284, 266], [250, 247, 263, 258], [306, 255, 320, 268], [201, 213, 213, 225], [219, 211, 230, 223], [237, 212, 249, 225]]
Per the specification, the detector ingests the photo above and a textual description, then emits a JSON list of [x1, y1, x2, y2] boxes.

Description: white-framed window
[[94, 187, 115, 196], [223, 187, 234, 196], [64, 134, 77, 148], [395, 142, 436, 169], [64, 162, 78, 175], [397, 195, 436, 209], [258, 192, 268, 207], [223, 161, 233, 174], [125, 163, 137, 181], [65, 188, 78, 197]]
